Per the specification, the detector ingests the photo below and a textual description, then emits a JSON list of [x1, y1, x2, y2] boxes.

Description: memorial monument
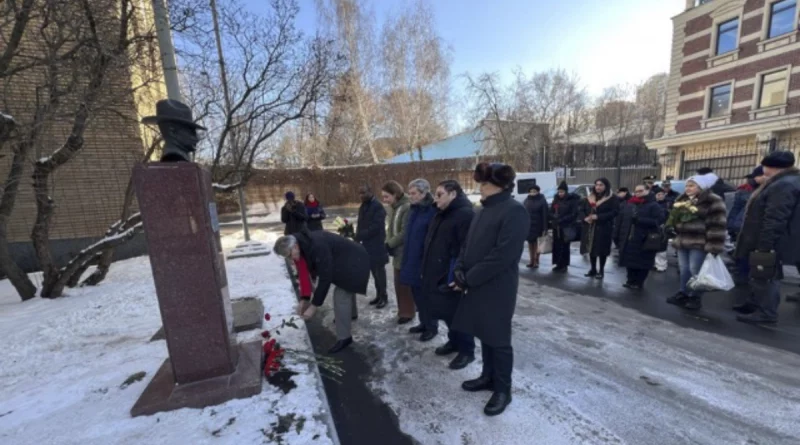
[[131, 99, 262, 417]]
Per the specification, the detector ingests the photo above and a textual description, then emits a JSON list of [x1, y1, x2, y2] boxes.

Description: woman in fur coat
[[666, 173, 727, 311]]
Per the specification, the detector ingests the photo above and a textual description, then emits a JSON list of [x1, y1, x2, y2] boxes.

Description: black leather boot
[[461, 376, 493, 392], [484, 392, 512, 416], [328, 337, 353, 354], [368, 296, 380, 305], [448, 353, 475, 370], [375, 296, 388, 309]]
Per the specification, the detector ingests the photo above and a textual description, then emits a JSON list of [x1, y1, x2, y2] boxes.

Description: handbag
[[563, 225, 579, 243], [749, 251, 778, 280], [538, 233, 553, 254], [643, 227, 668, 252]]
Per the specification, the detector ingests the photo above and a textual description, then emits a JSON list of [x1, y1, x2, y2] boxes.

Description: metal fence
[[572, 166, 661, 189]]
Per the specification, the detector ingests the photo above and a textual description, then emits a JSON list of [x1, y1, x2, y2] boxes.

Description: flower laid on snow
[[264, 313, 271, 321]]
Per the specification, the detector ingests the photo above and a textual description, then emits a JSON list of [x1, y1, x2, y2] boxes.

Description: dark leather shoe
[[435, 342, 457, 356], [462, 376, 493, 392], [448, 353, 475, 370], [553, 267, 567, 273], [666, 292, 689, 306], [484, 392, 512, 416], [328, 337, 353, 354], [584, 270, 597, 278], [683, 297, 702, 310], [397, 317, 413, 325], [736, 313, 778, 324], [732, 302, 758, 314], [368, 297, 380, 305], [375, 297, 388, 309], [419, 331, 437, 342], [408, 324, 425, 334]]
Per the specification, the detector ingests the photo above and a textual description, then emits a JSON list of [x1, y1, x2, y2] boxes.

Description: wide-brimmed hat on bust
[[142, 99, 206, 130]]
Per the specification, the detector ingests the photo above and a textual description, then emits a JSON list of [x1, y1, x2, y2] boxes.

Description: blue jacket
[[400, 194, 437, 287], [727, 185, 753, 233]]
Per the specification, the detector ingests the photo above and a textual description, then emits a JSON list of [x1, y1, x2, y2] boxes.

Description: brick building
[[648, 0, 800, 182], [0, 2, 164, 272]]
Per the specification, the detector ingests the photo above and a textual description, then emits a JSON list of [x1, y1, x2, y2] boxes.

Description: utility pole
[[210, 0, 250, 242], [151, 0, 182, 102]]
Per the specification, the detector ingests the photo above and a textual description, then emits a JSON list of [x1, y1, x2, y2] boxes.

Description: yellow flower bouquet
[[666, 200, 699, 227]]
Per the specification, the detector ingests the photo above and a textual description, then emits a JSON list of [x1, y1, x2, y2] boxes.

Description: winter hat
[[557, 181, 568, 192], [687, 173, 717, 191], [473, 162, 516, 190], [285, 191, 295, 201], [761, 151, 796, 169], [696, 167, 714, 175], [745, 165, 764, 179]]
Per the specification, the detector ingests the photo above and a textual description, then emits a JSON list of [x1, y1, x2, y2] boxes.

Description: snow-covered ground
[[338, 268, 800, 445], [0, 232, 335, 445]]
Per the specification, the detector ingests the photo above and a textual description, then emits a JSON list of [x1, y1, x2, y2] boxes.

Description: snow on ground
[[337, 268, 800, 445], [221, 214, 282, 226], [0, 232, 334, 445]]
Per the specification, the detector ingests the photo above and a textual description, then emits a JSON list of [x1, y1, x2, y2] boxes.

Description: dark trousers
[[440, 308, 475, 356], [481, 343, 513, 394], [626, 268, 649, 286], [552, 237, 571, 268], [411, 285, 438, 332], [370, 263, 388, 299]]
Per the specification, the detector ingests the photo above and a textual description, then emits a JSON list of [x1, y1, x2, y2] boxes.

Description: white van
[[512, 171, 558, 203]]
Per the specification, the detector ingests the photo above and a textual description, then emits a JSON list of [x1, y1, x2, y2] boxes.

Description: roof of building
[[385, 128, 487, 163]]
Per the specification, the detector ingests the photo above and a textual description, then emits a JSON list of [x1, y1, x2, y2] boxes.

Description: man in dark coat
[[281, 191, 308, 235], [400, 179, 438, 341], [274, 230, 370, 354], [733, 151, 800, 324], [615, 185, 662, 289], [355, 185, 389, 309], [453, 162, 529, 417], [422, 180, 475, 369], [549, 182, 580, 272], [523, 185, 549, 268], [661, 180, 680, 208]]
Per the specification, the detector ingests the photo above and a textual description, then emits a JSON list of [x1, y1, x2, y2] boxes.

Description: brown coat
[[672, 190, 727, 255]]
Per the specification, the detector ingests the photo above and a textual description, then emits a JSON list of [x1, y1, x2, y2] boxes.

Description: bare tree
[[594, 84, 641, 147], [380, 0, 450, 159], [175, 0, 340, 189], [316, 0, 382, 164], [636, 72, 668, 140], [1, 0, 161, 300], [510, 68, 588, 142]]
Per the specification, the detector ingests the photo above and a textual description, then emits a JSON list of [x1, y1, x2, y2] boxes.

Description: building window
[[758, 70, 789, 108], [709, 84, 732, 118], [716, 18, 739, 55], [768, 0, 797, 39]]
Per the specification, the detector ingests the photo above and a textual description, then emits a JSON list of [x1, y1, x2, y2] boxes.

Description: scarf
[[293, 256, 312, 299], [628, 196, 646, 205]]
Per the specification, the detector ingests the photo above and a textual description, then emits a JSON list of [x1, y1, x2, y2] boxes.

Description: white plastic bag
[[538, 233, 553, 255], [687, 253, 735, 292]]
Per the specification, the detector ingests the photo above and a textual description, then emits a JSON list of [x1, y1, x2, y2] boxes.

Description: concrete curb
[[283, 259, 341, 445]]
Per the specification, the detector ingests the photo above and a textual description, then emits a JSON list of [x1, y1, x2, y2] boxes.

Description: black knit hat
[[696, 167, 714, 175], [557, 181, 568, 192], [473, 162, 516, 189], [761, 151, 796, 169]]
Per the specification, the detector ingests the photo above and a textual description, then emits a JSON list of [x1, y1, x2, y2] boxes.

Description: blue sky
[[242, 0, 685, 95]]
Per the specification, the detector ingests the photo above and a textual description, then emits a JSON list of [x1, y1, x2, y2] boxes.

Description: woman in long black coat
[[421, 180, 475, 370], [550, 182, 580, 272], [452, 163, 528, 417], [615, 184, 662, 290], [355, 186, 389, 308], [523, 185, 549, 268], [579, 178, 619, 279]]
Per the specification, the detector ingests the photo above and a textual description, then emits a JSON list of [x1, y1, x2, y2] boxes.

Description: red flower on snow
[[264, 313, 271, 321], [260, 330, 271, 339]]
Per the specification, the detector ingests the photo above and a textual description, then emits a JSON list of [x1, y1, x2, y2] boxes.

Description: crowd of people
[[271, 149, 800, 417]]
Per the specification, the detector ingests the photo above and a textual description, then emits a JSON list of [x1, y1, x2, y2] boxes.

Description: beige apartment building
[[648, 0, 800, 181], [0, 2, 164, 272]]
